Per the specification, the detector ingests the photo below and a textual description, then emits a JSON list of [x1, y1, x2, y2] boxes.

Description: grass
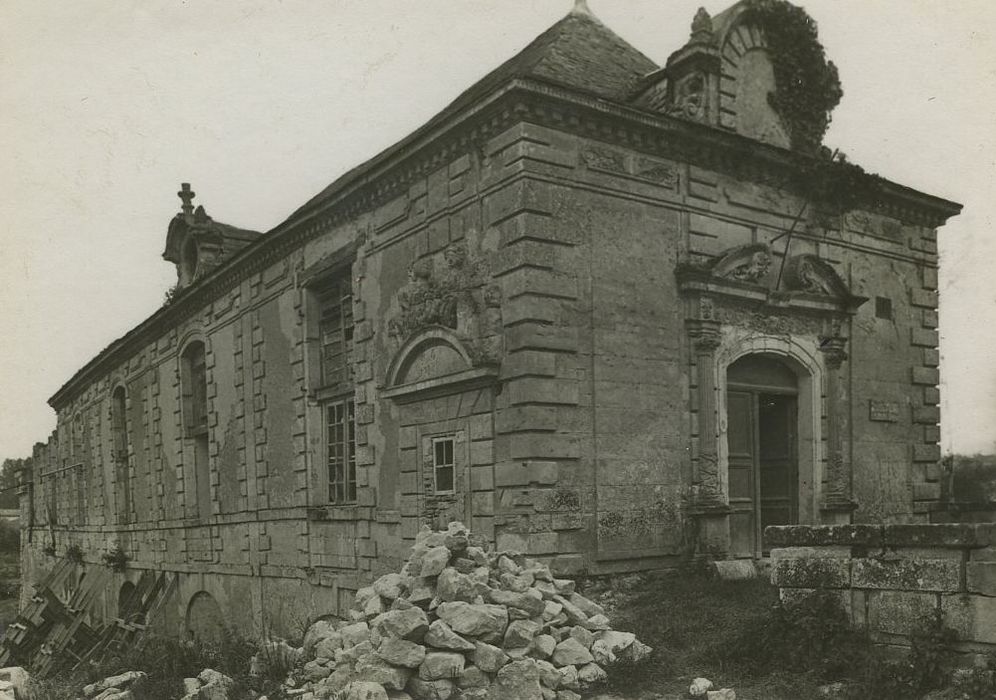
[[0, 527, 20, 636], [583, 568, 835, 700], [27, 633, 280, 700]]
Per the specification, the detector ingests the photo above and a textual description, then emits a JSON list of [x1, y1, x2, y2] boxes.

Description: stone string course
[[767, 524, 996, 651]]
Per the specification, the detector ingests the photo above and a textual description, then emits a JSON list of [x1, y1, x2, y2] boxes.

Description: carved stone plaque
[[869, 400, 900, 422]]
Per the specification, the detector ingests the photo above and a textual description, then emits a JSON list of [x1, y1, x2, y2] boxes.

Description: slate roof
[[285, 5, 659, 225]]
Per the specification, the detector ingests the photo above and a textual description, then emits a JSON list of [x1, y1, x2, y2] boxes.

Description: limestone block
[[851, 556, 961, 592], [490, 659, 544, 700], [418, 652, 465, 681], [551, 638, 593, 667], [942, 594, 996, 645], [406, 677, 455, 700], [340, 681, 389, 700], [423, 620, 475, 652], [770, 554, 850, 589], [435, 602, 508, 642], [867, 590, 938, 636], [377, 638, 425, 668], [473, 641, 509, 673]]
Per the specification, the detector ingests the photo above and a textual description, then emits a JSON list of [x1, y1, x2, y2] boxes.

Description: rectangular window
[[327, 399, 356, 504], [875, 296, 893, 320], [432, 436, 455, 494], [317, 277, 354, 389]]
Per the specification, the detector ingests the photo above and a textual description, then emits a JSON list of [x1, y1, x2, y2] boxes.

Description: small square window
[[432, 437, 455, 494], [875, 296, 893, 320]]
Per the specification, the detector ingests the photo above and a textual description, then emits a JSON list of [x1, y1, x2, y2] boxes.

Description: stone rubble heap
[[688, 677, 736, 700], [80, 670, 148, 700], [295, 521, 652, 700], [0, 666, 28, 700]]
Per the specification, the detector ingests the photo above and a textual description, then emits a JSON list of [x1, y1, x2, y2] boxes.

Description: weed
[[101, 547, 130, 573], [64, 544, 84, 564]]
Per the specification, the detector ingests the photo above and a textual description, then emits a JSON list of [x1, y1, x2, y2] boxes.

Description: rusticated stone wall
[[768, 524, 996, 651]]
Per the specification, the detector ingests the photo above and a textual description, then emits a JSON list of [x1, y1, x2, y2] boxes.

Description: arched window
[[111, 386, 132, 523]]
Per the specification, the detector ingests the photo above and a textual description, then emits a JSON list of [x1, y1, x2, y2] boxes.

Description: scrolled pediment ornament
[[782, 254, 850, 297], [708, 243, 773, 284]]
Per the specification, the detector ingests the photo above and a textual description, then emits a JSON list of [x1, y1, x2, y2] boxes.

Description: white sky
[[1, 1, 994, 459]]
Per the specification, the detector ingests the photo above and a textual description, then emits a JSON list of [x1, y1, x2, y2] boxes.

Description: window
[[181, 341, 208, 436], [327, 399, 356, 503], [307, 268, 357, 505], [180, 340, 211, 519], [317, 276, 354, 388], [111, 386, 132, 523], [432, 436, 455, 494], [875, 296, 893, 320]]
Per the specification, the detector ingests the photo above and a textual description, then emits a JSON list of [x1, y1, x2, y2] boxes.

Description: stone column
[[820, 336, 855, 514], [687, 319, 729, 556], [689, 322, 724, 504]]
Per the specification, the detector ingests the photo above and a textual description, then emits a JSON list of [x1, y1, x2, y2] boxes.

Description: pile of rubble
[[294, 521, 652, 700], [80, 670, 147, 700]]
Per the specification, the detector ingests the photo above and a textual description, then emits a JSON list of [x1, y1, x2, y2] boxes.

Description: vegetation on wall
[[799, 149, 882, 228], [742, 0, 843, 154], [101, 546, 130, 573], [64, 544, 84, 564]]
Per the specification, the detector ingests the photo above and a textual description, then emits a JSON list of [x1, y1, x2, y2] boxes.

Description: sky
[[0, 0, 994, 459]]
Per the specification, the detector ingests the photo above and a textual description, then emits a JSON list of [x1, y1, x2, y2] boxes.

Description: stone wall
[[768, 524, 996, 652]]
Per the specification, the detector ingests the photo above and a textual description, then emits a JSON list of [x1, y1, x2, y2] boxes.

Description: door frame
[[727, 383, 799, 556], [716, 344, 823, 559]]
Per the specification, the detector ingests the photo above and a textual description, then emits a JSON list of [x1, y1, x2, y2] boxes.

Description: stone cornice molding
[[50, 77, 958, 408]]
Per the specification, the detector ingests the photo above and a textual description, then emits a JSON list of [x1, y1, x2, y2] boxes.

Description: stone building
[[17, 1, 961, 641]]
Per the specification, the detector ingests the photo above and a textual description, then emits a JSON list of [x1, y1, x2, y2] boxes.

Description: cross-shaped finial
[[178, 183, 195, 217]]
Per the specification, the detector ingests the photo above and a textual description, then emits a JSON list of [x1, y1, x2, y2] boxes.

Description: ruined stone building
[[16, 1, 961, 642]]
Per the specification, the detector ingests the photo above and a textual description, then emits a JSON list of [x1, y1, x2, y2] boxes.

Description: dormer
[[163, 183, 263, 290], [634, 1, 842, 154]]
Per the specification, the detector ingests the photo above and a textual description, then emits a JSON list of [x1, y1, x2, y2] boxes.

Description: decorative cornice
[[49, 77, 960, 409]]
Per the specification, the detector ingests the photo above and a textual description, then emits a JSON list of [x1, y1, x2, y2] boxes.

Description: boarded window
[[432, 437, 455, 494], [111, 386, 132, 523], [316, 277, 354, 389], [327, 399, 356, 504], [181, 341, 208, 437]]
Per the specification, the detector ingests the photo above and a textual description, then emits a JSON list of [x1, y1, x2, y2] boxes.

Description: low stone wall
[[767, 524, 996, 652]]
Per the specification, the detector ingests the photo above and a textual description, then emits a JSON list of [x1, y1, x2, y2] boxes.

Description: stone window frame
[[109, 383, 133, 524], [430, 435, 457, 495], [325, 397, 357, 505], [179, 340, 209, 439], [178, 335, 212, 520], [300, 244, 359, 506]]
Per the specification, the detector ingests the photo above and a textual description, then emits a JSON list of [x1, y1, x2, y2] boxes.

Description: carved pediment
[[677, 244, 867, 317], [782, 254, 850, 298], [386, 242, 503, 370], [708, 243, 773, 285]]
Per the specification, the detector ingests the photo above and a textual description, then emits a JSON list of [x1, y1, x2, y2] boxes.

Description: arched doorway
[[185, 591, 224, 643], [726, 354, 799, 557]]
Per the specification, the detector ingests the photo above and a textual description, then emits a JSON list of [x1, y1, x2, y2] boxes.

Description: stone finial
[[571, 0, 592, 15], [690, 7, 714, 43], [178, 183, 195, 217]]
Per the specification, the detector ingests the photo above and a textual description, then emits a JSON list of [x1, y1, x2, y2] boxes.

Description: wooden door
[[726, 390, 798, 557], [758, 394, 797, 549], [727, 390, 756, 558]]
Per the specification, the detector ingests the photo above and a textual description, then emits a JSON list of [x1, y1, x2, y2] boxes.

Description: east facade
[[17, 2, 961, 640]]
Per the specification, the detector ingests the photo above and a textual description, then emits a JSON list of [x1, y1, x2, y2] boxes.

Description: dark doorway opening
[[727, 355, 799, 557]]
